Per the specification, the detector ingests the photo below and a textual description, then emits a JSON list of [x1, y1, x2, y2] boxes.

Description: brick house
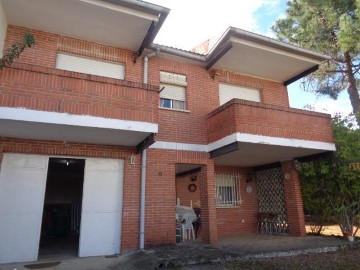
[[0, 0, 335, 264]]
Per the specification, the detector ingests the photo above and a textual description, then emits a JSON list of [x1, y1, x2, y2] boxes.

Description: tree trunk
[[344, 52, 360, 126]]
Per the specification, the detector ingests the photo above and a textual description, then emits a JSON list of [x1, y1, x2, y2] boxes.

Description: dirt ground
[[305, 224, 360, 236], [224, 245, 360, 270]]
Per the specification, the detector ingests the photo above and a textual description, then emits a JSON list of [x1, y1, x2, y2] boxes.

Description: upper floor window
[[159, 71, 187, 110], [56, 53, 125, 80], [219, 83, 260, 106]]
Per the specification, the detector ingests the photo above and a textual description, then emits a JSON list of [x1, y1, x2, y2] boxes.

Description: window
[[56, 53, 125, 80], [160, 71, 187, 110], [215, 174, 241, 207], [219, 83, 260, 106]]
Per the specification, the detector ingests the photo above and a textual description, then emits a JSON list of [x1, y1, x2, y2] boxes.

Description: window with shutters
[[56, 53, 125, 80], [219, 83, 261, 106], [159, 71, 187, 110]]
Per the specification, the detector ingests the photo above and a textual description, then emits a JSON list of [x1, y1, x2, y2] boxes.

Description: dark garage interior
[[39, 158, 85, 257]]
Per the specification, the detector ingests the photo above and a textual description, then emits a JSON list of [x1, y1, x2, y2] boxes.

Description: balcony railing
[[206, 99, 334, 144], [0, 63, 159, 124]]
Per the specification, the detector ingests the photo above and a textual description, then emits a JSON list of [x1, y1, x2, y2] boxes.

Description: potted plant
[[335, 203, 359, 241]]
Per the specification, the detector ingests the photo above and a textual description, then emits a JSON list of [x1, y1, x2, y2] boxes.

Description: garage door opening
[[39, 158, 85, 257]]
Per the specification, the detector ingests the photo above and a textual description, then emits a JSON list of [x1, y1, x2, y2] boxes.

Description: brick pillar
[[199, 159, 218, 244], [281, 160, 306, 237]]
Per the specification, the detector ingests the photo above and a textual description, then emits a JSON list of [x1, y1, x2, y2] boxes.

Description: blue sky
[[148, 0, 352, 116]]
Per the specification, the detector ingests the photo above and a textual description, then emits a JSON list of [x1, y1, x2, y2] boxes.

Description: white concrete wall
[[0, 0, 8, 57]]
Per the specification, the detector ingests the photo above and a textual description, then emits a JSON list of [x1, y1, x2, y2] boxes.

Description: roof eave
[[101, 0, 170, 56], [208, 27, 330, 63]]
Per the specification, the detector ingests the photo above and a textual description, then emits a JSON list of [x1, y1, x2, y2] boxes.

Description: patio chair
[[182, 213, 195, 241]]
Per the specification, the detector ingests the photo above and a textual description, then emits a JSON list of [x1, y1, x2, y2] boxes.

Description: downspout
[[140, 48, 159, 250]]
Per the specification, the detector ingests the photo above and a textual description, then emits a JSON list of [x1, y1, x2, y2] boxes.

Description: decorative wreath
[[188, 183, 197, 192]]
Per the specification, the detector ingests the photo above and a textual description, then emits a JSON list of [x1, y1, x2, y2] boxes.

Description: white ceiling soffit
[[213, 142, 330, 167], [0, 107, 158, 147], [2, 0, 169, 53], [207, 28, 330, 84]]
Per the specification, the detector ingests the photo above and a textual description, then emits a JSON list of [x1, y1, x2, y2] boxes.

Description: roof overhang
[[152, 27, 330, 84], [1, 0, 169, 55], [206, 27, 330, 84], [0, 107, 158, 147], [209, 132, 336, 167]]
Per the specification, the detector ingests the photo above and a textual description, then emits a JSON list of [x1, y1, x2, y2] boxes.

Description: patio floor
[[153, 233, 357, 267], [1, 233, 357, 270]]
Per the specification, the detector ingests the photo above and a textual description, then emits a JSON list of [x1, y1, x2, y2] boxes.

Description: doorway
[[39, 158, 85, 257]]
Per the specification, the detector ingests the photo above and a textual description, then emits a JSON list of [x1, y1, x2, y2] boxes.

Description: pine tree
[[272, 0, 360, 125]]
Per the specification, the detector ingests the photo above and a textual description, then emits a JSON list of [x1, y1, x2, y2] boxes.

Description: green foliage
[[0, 32, 35, 70], [273, 0, 360, 125], [300, 114, 360, 235]]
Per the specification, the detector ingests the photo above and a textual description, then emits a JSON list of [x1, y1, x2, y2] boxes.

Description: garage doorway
[[0, 154, 124, 264], [39, 158, 85, 257]]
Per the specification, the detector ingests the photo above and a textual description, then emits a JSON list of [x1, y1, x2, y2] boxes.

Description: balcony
[[206, 99, 335, 167], [0, 63, 159, 148]]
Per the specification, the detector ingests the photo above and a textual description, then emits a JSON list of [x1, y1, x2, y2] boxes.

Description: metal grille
[[215, 173, 241, 207], [256, 167, 288, 234]]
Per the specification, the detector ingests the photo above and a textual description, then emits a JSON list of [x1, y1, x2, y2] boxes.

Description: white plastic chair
[[182, 213, 195, 241]]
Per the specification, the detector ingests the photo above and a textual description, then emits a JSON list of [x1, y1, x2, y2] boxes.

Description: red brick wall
[[0, 137, 141, 253], [1, 25, 322, 248], [215, 166, 259, 238], [149, 57, 219, 145], [3, 25, 325, 148], [282, 160, 306, 237], [145, 149, 219, 245], [207, 99, 334, 143], [198, 159, 218, 244], [218, 70, 289, 107], [2, 26, 159, 123], [0, 63, 159, 123], [176, 175, 201, 208], [4, 26, 143, 82], [146, 56, 293, 145]]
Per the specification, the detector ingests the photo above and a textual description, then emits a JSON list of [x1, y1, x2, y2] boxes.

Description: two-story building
[[0, 0, 335, 264]]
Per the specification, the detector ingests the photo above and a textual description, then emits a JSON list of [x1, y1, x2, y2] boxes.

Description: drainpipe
[[140, 48, 159, 250]]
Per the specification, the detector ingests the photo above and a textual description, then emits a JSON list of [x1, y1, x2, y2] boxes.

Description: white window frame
[[159, 72, 187, 111], [215, 173, 241, 208], [159, 97, 185, 110]]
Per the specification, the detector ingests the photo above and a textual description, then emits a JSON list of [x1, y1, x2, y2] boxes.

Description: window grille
[[215, 173, 241, 207]]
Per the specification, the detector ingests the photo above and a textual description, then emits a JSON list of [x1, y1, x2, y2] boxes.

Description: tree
[[300, 114, 360, 236], [0, 32, 35, 70], [272, 0, 360, 125]]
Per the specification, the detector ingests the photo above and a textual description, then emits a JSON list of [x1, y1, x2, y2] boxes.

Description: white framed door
[[0, 154, 48, 263], [79, 158, 124, 257]]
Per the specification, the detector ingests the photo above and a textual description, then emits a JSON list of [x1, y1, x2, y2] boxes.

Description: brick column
[[199, 159, 218, 244], [281, 160, 306, 237]]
